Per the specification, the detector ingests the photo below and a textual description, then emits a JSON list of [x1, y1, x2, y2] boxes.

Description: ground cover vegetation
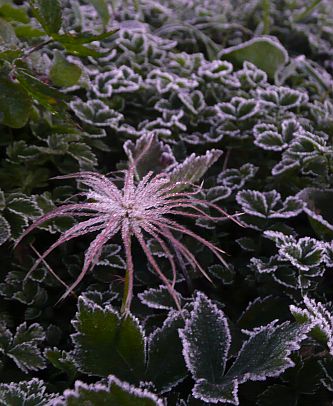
[[0, 0, 333, 404]]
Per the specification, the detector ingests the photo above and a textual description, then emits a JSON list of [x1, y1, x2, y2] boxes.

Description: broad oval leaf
[[71, 297, 145, 383], [220, 37, 288, 79]]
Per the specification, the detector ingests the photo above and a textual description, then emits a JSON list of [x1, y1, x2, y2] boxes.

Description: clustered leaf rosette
[[16, 139, 240, 314]]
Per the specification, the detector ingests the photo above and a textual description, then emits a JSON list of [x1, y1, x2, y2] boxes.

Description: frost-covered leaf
[[179, 292, 231, 403], [222, 321, 311, 397], [0, 215, 10, 246], [93, 66, 142, 97], [71, 297, 145, 383], [254, 119, 301, 151], [217, 164, 258, 191], [0, 378, 59, 405], [319, 358, 333, 392], [277, 237, 325, 272], [179, 91, 206, 115], [146, 68, 198, 94], [253, 123, 288, 151], [216, 97, 259, 121], [45, 347, 77, 381], [7, 196, 42, 217], [297, 188, 333, 239], [237, 61, 267, 88], [0, 321, 45, 373], [139, 286, 184, 310], [146, 310, 188, 392], [236, 190, 303, 220], [167, 149, 222, 191], [124, 133, 176, 178], [198, 60, 233, 81], [236, 237, 257, 252], [238, 296, 290, 331], [257, 86, 308, 110], [70, 99, 123, 127], [290, 297, 333, 355], [220, 37, 288, 78], [208, 264, 235, 285], [59, 375, 163, 406], [68, 143, 97, 166]]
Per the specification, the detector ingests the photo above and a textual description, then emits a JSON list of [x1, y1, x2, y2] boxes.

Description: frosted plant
[[16, 139, 239, 314]]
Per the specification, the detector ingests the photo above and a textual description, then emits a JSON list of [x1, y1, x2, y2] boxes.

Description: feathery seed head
[[16, 144, 240, 314]]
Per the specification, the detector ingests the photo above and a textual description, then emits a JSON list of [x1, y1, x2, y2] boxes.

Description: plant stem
[[23, 39, 53, 59], [262, 0, 270, 34], [120, 266, 131, 316], [294, 0, 323, 22]]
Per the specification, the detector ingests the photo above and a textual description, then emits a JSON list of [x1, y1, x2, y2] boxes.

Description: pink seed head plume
[[15, 136, 241, 314]]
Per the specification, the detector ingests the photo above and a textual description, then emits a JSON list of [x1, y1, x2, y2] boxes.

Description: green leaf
[[220, 37, 289, 79], [0, 215, 10, 246], [0, 76, 31, 128], [61, 375, 164, 406], [89, 0, 110, 26], [146, 311, 188, 392], [50, 51, 82, 87], [71, 297, 145, 383], [0, 4, 29, 23], [0, 17, 18, 45], [15, 24, 44, 39], [16, 69, 68, 111], [30, 0, 62, 35], [54, 29, 118, 45]]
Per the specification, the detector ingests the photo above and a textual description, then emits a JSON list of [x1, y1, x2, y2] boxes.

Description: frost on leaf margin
[[167, 149, 222, 191], [0, 378, 59, 405], [70, 296, 145, 383], [57, 375, 164, 406], [180, 293, 311, 405], [0, 322, 46, 373], [179, 292, 233, 404], [290, 296, 333, 355], [146, 309, 188, 393]]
